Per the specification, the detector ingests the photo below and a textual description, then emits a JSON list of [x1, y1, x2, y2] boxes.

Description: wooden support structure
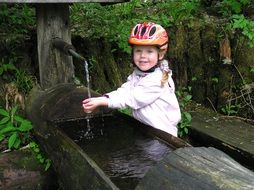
[[36, 4, 74, 89], [0, 0, 128, 89]]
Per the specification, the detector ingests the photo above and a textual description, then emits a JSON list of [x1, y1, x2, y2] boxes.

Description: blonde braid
[[160, 60, 170, 87]]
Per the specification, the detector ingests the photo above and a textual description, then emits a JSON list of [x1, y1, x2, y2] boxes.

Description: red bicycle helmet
[[128, 22, 168, 50]]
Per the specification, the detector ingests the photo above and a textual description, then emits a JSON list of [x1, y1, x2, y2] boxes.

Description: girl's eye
[[134, 49, 141, 53]]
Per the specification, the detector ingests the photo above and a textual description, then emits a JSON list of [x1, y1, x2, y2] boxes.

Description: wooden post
[[36, 4, 74, 89]]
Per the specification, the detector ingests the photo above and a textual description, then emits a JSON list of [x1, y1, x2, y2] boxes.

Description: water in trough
[[56, 115, 174, 190]]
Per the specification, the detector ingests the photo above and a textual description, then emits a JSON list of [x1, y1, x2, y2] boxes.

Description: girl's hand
[[82, 97, 108, 113]]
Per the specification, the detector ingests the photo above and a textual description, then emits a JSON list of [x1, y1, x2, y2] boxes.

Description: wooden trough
[[26, 83, 254, 190]]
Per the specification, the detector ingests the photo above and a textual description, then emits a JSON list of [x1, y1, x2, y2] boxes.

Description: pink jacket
[[107, 67, 181, 137]]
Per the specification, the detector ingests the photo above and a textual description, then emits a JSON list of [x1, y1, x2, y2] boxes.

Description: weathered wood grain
[[190, 111, 254, 170], [136, 147, 254, 190], [26, 83, 117, 190], [36, 4, 75, 89]]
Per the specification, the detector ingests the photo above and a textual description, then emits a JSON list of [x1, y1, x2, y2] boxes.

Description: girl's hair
[[161, 69, 169, 87], [160, 59, 170, 87]]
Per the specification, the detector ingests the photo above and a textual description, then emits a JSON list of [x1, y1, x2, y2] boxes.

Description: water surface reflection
[[58, 116, 173, 189]]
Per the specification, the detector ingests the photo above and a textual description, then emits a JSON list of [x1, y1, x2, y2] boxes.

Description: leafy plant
[[119, 107, 132, 116], [1, 58, 36, 93], [178, 111, 192, 137], [250, 66, 254, 75], [219, 0, 251, 16], [232, 14, 254, 47], [29, 141, 51, 171], [211, 77, 219, 84], [221, 104, 240, 116], [0, 61, 17, 76], [14, 69, 36, 94], [0, 106, 33, 150], [176, 86, 192, 137], [0, 4, 35, 45]]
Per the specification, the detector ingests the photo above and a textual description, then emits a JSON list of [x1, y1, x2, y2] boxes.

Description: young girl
[[82, 22, 181, 137]]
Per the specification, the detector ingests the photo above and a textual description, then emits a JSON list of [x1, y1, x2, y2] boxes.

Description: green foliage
[[176, 86, 192, 137], [14, 69, 36, 94], [0, 4, 35, 45], [0, 61, 16, 76], [231, 14, 254, 47], [221, 104, 240, 116], [0, 58, 36, 93], [0, 106, 51, 170], [29, 141, 52, 171], [250, 66, 254, 75], [0, 4, 36, 85], [70, 0, 200, 54], [119, 107, 132, 116], [215, 0, 254, 48], [0, 106, 33, 150], [219, 0, 251, 16], [211, 77, 219, 84]]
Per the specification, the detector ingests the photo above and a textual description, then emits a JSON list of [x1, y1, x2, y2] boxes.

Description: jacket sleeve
[[106, 75, 132, 108], [107, 72, 166, 109]]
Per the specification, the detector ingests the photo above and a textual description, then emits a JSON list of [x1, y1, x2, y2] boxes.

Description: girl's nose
[[140, 50, 146, 57]]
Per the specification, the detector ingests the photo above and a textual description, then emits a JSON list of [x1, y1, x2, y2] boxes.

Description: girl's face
[[133, 45, 163, 71]]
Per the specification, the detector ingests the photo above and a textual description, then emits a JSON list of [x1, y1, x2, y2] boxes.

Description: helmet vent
[[134, 26, 139, 35], [149, 27, 156, 37], [141, 27, 147, 36]]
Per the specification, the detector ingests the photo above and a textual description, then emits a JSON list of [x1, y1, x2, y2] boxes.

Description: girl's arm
[[108, 73, 166, 110], [82, 75, 133, 113]]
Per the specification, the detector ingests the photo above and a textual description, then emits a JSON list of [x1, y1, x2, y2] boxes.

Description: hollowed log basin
[[26, 83, 254, 190]]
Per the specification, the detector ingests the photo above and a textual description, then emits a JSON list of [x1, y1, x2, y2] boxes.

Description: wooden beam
[[0, 0, 128, 3], [36, 4, 75, 89]]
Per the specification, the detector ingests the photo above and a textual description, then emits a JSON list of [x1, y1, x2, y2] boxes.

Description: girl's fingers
[[82, 98, 90, 104]]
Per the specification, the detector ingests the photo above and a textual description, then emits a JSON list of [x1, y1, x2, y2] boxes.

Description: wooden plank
[[0, 0, 127, 3], [135, 147, 254, 190], [190, 111, 254, 155], [189, 111, 254, 170]]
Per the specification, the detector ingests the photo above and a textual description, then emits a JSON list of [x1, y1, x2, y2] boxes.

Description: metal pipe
[[68, 49, 85, 62], [52, 37, 86, 61]]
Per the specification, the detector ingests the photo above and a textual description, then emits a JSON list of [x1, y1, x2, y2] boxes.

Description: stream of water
[[84, 60, 93, 139], [84, 60, 91, 98]]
